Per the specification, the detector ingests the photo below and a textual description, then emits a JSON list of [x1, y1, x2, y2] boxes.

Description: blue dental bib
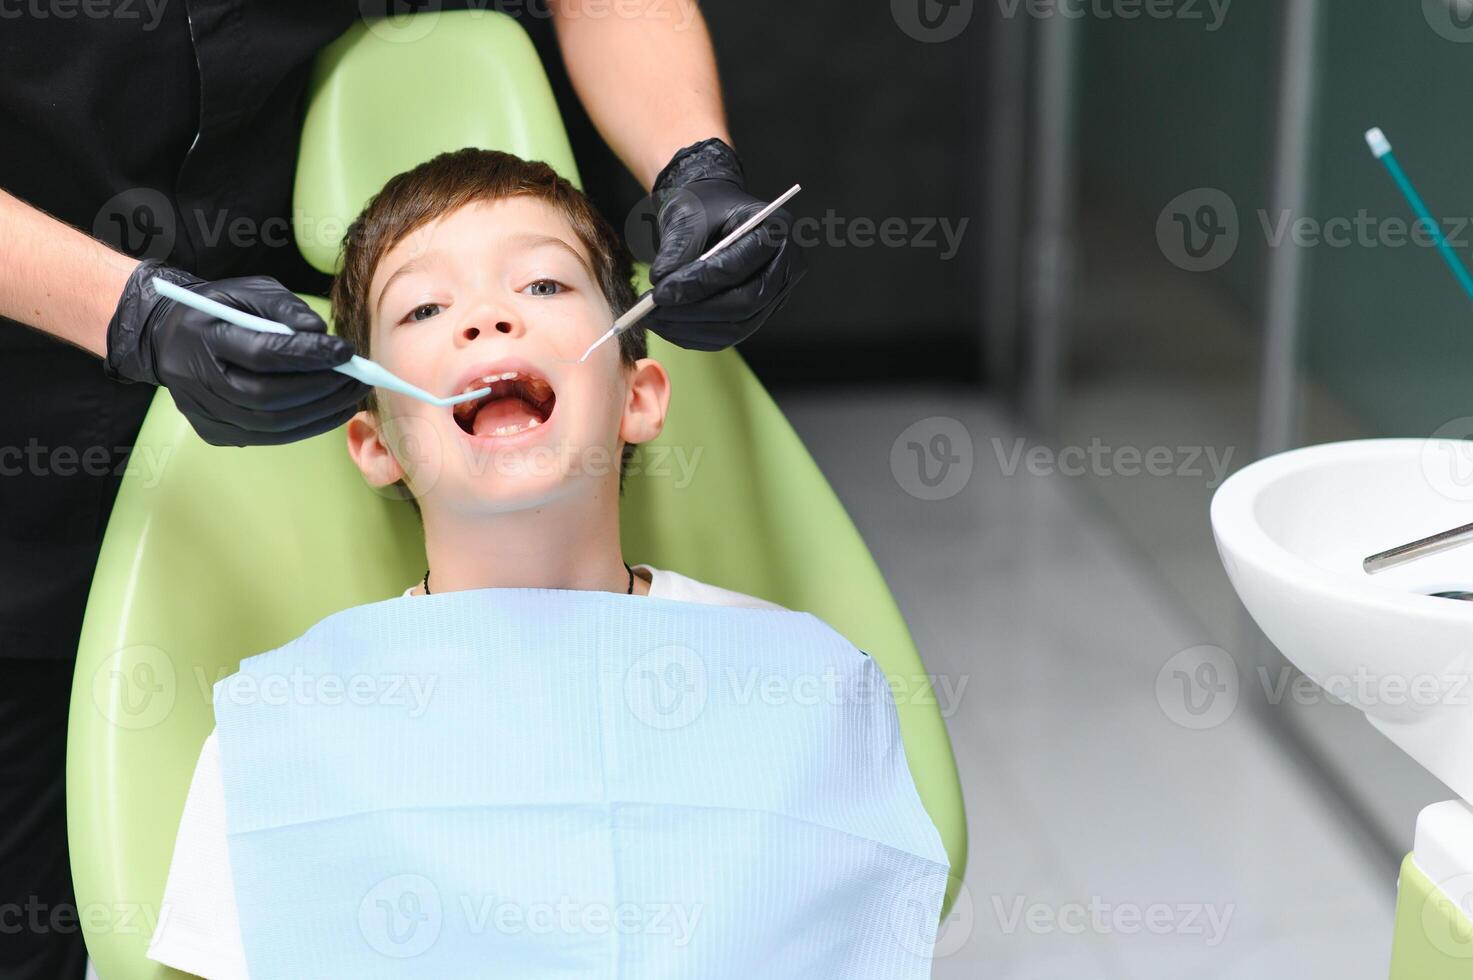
[[214, 588, 949, 978]]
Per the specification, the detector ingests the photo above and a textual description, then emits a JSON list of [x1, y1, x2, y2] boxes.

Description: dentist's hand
[[646, 138, 806, 351], [103, 259, 368, 446]]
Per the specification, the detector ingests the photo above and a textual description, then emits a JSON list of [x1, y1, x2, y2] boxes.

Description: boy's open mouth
[[452, 371, 556, 438]]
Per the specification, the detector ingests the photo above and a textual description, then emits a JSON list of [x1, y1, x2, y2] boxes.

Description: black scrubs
[[0, 2, 623, 972]]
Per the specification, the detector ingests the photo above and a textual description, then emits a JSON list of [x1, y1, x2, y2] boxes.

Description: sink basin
[[1211, 439, 1473, 802]]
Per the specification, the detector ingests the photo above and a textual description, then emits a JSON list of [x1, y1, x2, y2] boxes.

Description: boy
[[148, 149, 944, 978]]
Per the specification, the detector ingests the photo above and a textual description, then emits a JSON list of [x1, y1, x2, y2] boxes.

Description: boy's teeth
[[487, 418, 542, 437]]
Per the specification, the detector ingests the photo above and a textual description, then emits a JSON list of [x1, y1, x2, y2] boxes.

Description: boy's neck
[[418, 489, 635, 595]]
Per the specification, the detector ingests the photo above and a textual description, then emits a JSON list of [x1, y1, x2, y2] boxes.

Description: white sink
[[1211, 439, 1473, 802]]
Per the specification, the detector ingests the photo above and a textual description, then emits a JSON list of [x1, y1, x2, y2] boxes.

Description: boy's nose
[[457, 307, 524, 344]]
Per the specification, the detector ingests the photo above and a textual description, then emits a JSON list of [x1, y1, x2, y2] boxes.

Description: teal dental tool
[[570, 182, 803, 364], [150, 278, 490, 407], [1365, 127, 1473, 304]]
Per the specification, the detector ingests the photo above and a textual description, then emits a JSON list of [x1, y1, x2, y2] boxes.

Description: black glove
[[104, 260, 368, 446], [646, 138, 806, 351]]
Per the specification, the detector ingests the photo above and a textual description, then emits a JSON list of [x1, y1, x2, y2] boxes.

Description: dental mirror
[[151, 278, 489, 407]]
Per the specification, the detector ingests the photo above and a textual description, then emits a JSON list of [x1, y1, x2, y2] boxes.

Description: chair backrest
[[67, 13, 965, 977]]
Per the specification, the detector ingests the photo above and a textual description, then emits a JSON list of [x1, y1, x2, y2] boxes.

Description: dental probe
[[151, 278, 490, 408], [570, 183, 802, 364]]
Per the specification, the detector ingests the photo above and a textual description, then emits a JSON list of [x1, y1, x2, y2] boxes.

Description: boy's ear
[[620, 358, 671, 447], [346, 409, 408, 488]]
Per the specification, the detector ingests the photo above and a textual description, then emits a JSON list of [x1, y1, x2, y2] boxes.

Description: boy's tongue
[[472, 395, 541, 436]]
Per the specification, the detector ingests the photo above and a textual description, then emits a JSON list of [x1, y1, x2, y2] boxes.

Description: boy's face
[[345, 197, 669, 514]]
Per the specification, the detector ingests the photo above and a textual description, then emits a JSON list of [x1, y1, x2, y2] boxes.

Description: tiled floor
[[777, 387, 1396, 979], [1062, 204, 1452, 855]]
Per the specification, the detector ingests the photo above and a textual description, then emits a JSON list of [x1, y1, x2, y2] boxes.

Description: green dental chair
[[67, 12, 967, 977]]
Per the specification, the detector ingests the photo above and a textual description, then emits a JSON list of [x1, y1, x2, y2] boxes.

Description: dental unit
[[1359, 128, 1473, 575], [1211, 127, 1473, 979]]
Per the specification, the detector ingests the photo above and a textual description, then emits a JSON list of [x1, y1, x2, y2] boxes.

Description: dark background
[[516, 1, 989, 386]]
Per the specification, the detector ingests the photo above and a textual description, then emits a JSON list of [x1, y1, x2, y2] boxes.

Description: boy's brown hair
[[332, 147, 643, 368], [329, 148, 648, 495]]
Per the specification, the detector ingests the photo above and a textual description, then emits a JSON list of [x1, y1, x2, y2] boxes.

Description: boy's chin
[[415, 470, 583, 515]]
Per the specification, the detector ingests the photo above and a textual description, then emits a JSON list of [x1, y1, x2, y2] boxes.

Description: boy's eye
[[404, 303, 441, 323], [523, 279, 565, 297]]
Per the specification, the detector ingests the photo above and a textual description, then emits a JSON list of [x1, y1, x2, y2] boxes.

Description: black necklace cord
[[422, 563, 635, 596]]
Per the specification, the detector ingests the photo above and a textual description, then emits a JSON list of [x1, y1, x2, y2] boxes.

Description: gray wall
[[1302, 2, 1473, 436]]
